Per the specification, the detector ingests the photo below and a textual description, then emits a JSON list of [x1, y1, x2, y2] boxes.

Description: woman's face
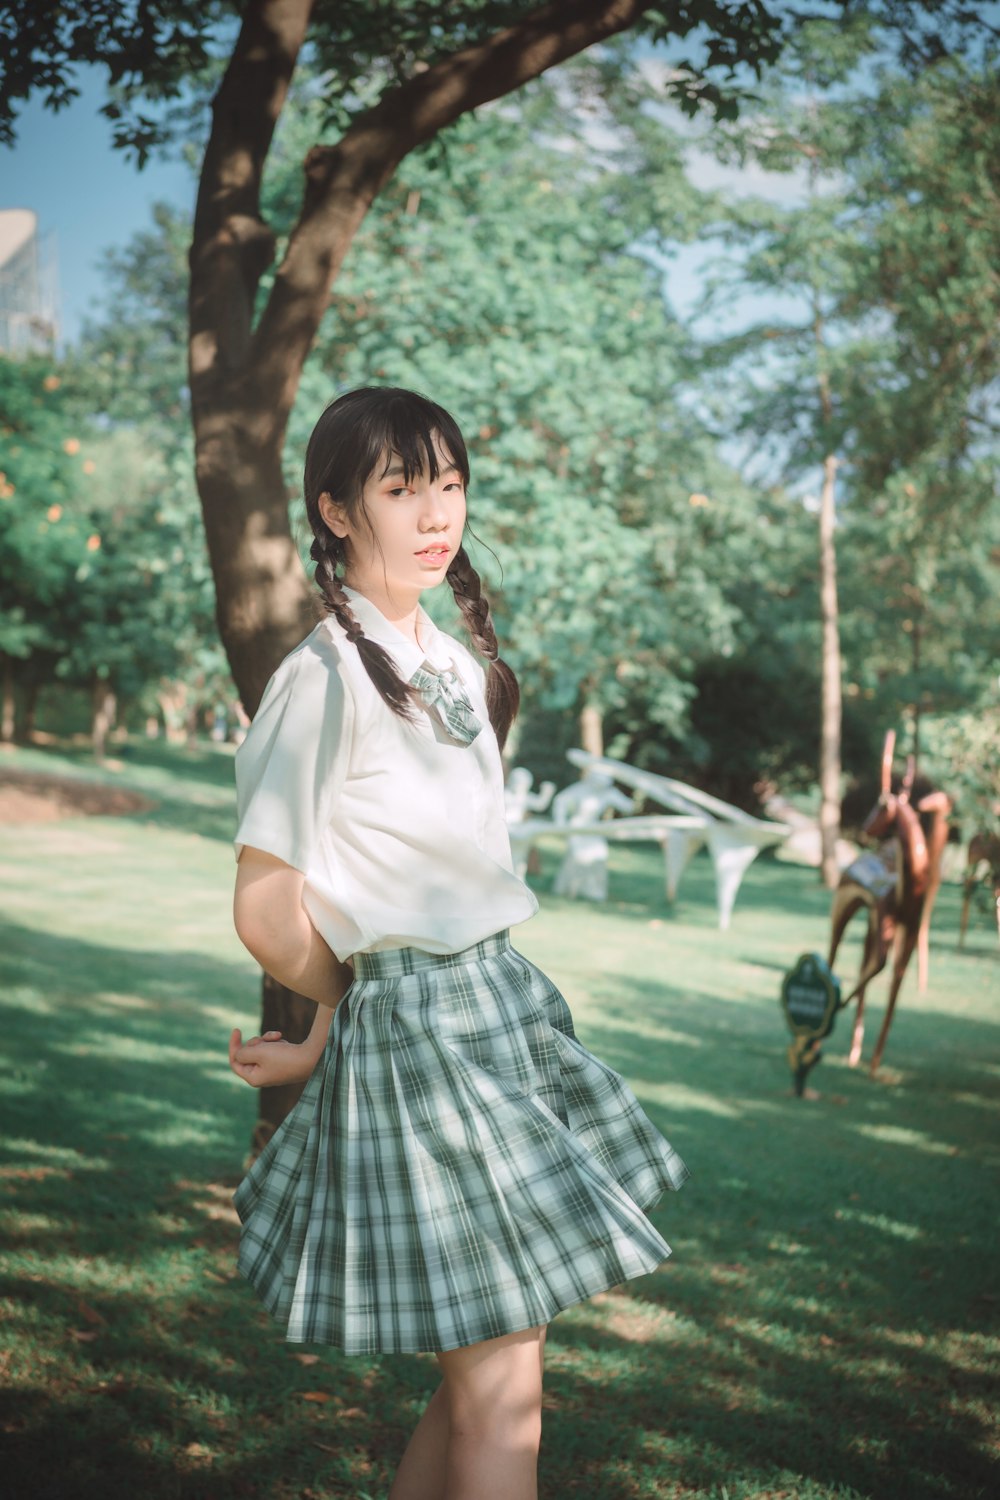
[[320, 431, 467, 601]]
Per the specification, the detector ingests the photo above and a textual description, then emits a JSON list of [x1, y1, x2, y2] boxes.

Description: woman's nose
[[421, 484, 453, 526]]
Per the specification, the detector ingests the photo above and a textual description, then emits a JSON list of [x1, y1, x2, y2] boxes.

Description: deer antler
[[901, 754, 916, 800], [916, 790, 952, 814], [881, 731, 896, 797]]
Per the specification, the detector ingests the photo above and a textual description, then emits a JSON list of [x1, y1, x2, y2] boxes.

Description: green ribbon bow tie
[[409, 662, 483, 745]]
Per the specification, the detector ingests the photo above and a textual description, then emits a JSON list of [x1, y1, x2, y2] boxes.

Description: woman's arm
[[233, 845, 351, 1006], [229, 846, 355, 1089]]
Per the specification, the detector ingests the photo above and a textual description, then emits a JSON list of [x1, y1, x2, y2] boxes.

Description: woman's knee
[[438, 1327, 545, 1448], [448, 1390, 542, 1453]]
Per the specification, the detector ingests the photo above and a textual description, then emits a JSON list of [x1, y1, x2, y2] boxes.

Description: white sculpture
[[761, 789, 857, 871], [504, 766, 556, 823], [503, 749, 789, 928], [566, 749, 789, 929], [549, 770, 635, 900]]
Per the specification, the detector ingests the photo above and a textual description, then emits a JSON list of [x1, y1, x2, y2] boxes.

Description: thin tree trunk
[[1, 654, 14, 743], [580, 692, 604, 758], [818, 451, 842, 888], [911, 614, 922, 762], [253, 973, 316, 1155], [23, 678, 39, 741], [159, 682, 189, 744], [812, 273, 843, 891], [91, 674, 117, 761]]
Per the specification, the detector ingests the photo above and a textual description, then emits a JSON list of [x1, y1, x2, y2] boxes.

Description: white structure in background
[[760, 789, 857, 871], [504, 766, 556, 824], [0, 209, 59, 355], [549, 769, 635, 900], [504, 754, 791, 929], [567, 749, 790, 930]]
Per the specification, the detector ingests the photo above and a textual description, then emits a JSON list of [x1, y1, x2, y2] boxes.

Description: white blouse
[[233, 583, 539, 961]]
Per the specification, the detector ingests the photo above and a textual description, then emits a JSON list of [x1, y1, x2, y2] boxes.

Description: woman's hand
[[228, 1028, 317, 1089]]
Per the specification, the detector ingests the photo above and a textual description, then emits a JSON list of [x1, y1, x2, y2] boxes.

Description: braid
[[310, 531, 363, 642], [446, 546, 520, 753], [310, 530, 421, 724]]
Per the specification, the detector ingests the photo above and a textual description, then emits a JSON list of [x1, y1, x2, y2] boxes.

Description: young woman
[[228, 386, 690, 1500]]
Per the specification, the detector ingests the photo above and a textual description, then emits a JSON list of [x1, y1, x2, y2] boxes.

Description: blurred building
[[0, 208, 59, 355]]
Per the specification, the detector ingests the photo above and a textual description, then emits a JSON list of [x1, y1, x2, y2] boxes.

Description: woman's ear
[[318, 491, 349, 538]]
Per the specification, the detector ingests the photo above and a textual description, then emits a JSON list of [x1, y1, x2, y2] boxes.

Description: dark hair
[[304, 386, 520, 751]]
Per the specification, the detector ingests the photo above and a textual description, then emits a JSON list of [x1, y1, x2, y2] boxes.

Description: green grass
[[1, 741, 998, 1500]]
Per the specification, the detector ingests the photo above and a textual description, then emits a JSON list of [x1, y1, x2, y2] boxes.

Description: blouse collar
[[339, 583, 455, 676]]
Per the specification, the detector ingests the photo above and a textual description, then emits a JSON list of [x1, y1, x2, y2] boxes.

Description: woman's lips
[[415, 546, 450, 566]]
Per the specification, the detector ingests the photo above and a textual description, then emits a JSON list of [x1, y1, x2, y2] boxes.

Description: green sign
[[781, 953, 841, 1039], [780, 953, 843, 1096]]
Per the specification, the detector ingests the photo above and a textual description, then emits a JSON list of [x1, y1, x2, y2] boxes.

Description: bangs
[[305, 386, 471, 513], [348, 390, 470, 497], [375, 401, 468, 487]]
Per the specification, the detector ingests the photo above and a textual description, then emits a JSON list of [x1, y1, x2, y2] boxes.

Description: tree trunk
[[159, 682, 190, 743], [1, 654, 14, 743], [910, 614, 922, 762], [818, 452, 842, 889], [580, 693, 604, 758], [91, 674, 117, 761], [23, 678, 40, 741], [252, 972, 317, 1155], [812, 271, 843, 891], [193, 446, 318, 713]]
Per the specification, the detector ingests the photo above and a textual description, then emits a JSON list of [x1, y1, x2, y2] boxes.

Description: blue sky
[[2, 74, 196, 345], [1, 64, 807, 349]]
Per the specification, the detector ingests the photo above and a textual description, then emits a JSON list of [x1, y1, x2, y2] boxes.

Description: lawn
[[1, 739, 997, 1500]]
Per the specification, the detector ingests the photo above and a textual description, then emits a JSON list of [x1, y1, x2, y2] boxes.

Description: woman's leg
[[388, 1325, 549, 1500], [436, 1324, 547, 1500], [388, 1382, 451, 1500]]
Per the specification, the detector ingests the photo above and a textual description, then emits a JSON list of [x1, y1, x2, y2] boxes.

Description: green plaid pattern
[[233, 930, 690, 1354], [408, 661, 484, 744]]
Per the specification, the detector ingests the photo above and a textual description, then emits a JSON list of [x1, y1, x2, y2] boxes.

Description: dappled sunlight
[[2, 1138, 108, 1172], [577, 1287, 693, 1345], [952, 1090, 1000, 1113], [763, 1232, 813, 1258], [82, 989, 158, 1012], [592, 1013, 705, 1049], [852, 1123, 960, 1157], [833, 1207, 924, 1241], [632, 1079, 743, 1118]]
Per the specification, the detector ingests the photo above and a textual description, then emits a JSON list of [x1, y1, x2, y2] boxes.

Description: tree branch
[[189, 0, 312, 406], [250, 0, 658, 430]]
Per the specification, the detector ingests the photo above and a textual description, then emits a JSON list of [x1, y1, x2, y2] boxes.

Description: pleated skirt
[[232, 929, 690, 1355]]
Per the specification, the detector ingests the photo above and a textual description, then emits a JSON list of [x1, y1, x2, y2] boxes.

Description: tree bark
[[23, 677, 39, 741], [250, 972, 317, 1155], [1, 654, 13, 743], [810, 255, 844, 891], [818, 451, 842, 889], [910, 612, 922, 762], [189, 0, 658, 1145], [580, 692, 604, 758], [91, 674, 117, 761]]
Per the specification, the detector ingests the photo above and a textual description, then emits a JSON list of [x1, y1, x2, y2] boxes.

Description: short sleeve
[[233, 633, 354, 873]]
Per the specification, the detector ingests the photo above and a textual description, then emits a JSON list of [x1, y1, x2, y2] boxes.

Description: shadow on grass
[[6, 739, 238, 847], [1, 899, 998, 1499]]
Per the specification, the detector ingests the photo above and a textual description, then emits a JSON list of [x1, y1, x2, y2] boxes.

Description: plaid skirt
[[232, 930, 690, 1355]]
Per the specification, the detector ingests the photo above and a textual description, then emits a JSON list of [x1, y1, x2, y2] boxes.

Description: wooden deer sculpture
[[828, 731, 951, 1074], [959, 831, 1000, 948]]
